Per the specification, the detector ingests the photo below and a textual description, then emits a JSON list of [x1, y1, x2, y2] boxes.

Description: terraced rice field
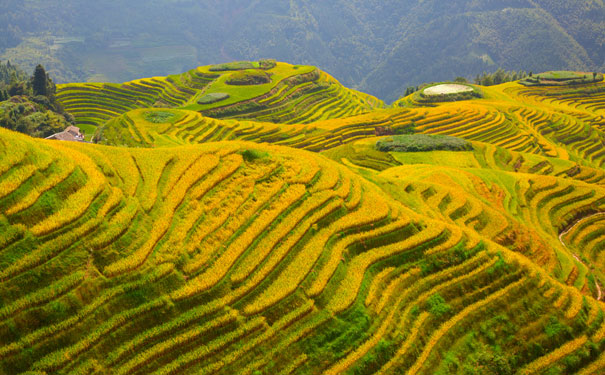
[[89, 79, 605, 172], [2, 127, 605, 374], [56, 62, 383, 138], [2, 67, 605, 374]]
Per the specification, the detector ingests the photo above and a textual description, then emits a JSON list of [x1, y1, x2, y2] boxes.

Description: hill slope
[[91, 76, 605, 170], [2, 127, 605, 374], [55, 61, 383, 137], [3, 62, 605, 374]]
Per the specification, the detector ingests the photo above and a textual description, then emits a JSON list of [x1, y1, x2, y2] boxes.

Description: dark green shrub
[[208, 61, 255, 71], [259, 59, 277, 70], [241, 149, 269, 162], [226, 70, 271, 85], [426, 293, 452, 317], [375, 134, 472, 152]]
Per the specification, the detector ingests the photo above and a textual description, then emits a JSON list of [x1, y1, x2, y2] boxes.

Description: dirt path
[[558, 212, 605, 301]]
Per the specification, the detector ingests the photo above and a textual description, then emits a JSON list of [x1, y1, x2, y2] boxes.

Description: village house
[[45, 125, 85, 142]]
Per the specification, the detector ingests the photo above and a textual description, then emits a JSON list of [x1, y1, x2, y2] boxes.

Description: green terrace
[[56, 61, 383, 136]]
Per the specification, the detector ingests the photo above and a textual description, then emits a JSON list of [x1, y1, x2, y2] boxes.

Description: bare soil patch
[[423, 84, 473, 96]]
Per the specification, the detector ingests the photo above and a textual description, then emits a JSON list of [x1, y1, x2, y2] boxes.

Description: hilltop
[[55, 61, 382, 139], [1, 64, 605, 374]]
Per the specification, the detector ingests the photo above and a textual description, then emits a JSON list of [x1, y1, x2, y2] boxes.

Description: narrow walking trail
[[558, 213, 605, 301]]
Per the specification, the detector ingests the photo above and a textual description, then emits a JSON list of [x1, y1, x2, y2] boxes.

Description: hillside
[[2, 125, 605, 374], [55, 61, 383, 138], [1, 0, 604, 101], [85, 76, 605, 170], [2, 65, 605, 374]]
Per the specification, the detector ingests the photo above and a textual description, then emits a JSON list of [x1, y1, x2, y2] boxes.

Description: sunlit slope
[[55, 62, 383, 136], [325, 139, 605, 295], [91, 78, 605, 170], [398, 80, 605, 168], [2, 128, 605, 374]]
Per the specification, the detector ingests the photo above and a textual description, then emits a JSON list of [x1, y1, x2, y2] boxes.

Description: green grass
[[143, 111, 176, 123], [184, 62, 316, 112], [226, 70, 272, 86]]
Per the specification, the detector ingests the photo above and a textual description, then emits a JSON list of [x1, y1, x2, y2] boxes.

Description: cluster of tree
[[0, 60, 26, 100], [0, 99, 71, 138], [0, 61, 75, 137], [403, 86, 419, 97], [0, 60, 26, 85], [474, 69, 528, 86], [0, 62, 59, 99]]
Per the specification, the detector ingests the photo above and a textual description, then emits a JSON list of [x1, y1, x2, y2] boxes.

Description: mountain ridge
[[1, 0, 604, 101]]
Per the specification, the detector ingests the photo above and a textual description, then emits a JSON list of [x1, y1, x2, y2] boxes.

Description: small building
[[46, 126, 85, 142]]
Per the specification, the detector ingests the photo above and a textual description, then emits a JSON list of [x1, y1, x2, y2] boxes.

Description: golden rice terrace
[[1, 62, 605, 374]]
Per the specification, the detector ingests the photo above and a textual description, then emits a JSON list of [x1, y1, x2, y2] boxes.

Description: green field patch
[[197, 92, 230, 105], [183, 63, 316, 112], [391, 150, 480, 169], [376, 134, 473, 153], [521, 71, 604, 86], [143, 111, 176, 123]]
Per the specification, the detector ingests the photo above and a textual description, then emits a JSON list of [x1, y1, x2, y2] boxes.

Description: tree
[[8, 81, 26, 96], [482, 75, 494, 86], [404, 86, 417, 96], [493, 68, 505, 85], [32, 64, 48, 97], [594, 72, 598, 81]]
